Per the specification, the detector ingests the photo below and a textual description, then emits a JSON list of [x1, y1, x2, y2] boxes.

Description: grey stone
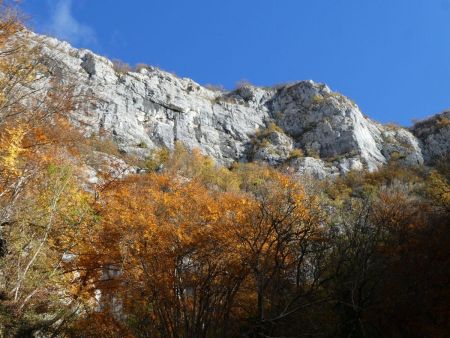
[[17, 31, 449, 178], [411, 111, 450, 163]]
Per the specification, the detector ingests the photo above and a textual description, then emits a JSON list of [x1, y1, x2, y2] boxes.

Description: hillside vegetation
[[0, 4, 449, 337]]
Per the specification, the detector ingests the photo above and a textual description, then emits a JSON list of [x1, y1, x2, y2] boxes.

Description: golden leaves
[[427, 170, 450, 210], [70, 156, 322, 335], [0, 124, 25, 174]]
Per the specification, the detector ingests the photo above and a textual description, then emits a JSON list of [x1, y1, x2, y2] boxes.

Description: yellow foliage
[[427, 170, 450, 210], [0, 124, 26, 174]]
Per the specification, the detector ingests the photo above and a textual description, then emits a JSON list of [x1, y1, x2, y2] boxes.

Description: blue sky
[[20, 0, 450, 125]]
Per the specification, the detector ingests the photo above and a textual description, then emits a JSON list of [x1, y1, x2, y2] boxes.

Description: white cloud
[[45, 0, 96, 46]]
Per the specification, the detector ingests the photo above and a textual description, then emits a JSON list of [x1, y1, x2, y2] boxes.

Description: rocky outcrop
[[251, 126, 294, 165], [268, 83, 385, 171], [82, 151, 137, 186], [411, 111, 450, 164], [288, 157, 333, 180], [25, 32, 448, 177]]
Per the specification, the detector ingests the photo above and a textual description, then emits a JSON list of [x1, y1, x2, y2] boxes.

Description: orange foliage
[[73, 167, 322, 337]]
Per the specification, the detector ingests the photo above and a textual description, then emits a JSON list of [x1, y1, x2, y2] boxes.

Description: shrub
[[136, 141, 148, 149], [389, 151, 405, 161], [112, 59, 132, 74], [213, 95, 236, 104], [385, 122, 402, 130], [87, 136, 121, 157], [249, 122, 287, 159], [437, 115, 450, 128], [135, 63, 151, 72], [311, 94, 324, 105], [255, 122, 283, 139], [144, 147, 170, 171], [289, 148, 304, 159], [235, 79, 253, 89], [307, 148, 320, 159]]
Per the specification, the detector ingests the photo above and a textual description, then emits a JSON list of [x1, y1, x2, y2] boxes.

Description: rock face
[[28, 33, 449, 177], [411, 111, 450, 164]]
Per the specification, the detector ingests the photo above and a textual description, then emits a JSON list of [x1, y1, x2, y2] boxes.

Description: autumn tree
[[226, 165, 326, 336], [70, 155, 328, 338], [1, 3, 448, 337], [0, 2, 95, 336], [72, 173, 248, 337], [318, 166, 450, 337]]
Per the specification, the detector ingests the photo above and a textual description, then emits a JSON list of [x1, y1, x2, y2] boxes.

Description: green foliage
[[143, 146, 170, 171], [136, 141, 148, 149]]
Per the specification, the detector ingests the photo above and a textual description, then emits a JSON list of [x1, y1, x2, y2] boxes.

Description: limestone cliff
[[28, 32, 448, 177]]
